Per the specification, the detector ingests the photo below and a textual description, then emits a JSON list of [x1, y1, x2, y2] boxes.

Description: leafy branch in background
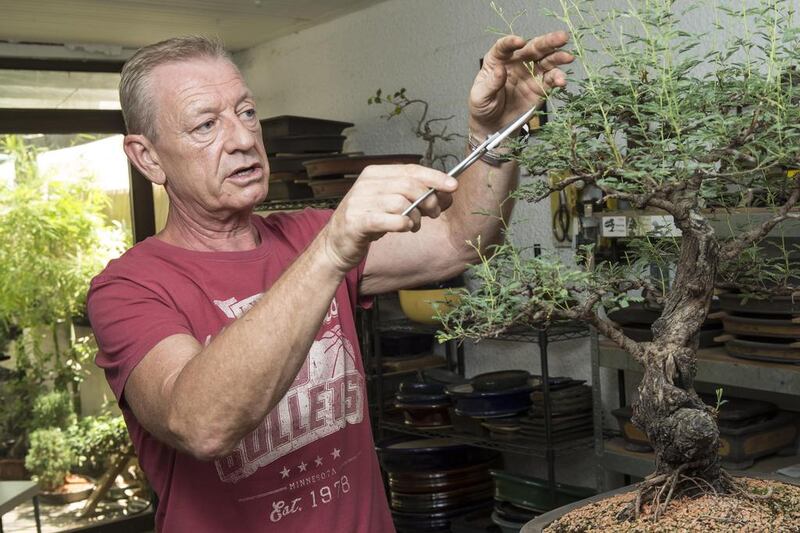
[[368, 88, 464, 170]]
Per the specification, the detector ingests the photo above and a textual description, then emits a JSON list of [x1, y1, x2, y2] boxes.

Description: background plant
[[441, 0, 800, 521], [368, 88, 464, 170]]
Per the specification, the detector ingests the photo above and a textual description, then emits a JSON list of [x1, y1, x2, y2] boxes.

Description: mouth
[[227, 163, 263, 181]]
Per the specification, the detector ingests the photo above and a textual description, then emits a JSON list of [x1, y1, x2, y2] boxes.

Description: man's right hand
[[322, 163, 459, 272]]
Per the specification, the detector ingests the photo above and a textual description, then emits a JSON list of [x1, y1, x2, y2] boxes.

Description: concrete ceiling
[[0, 0, 388, 53]]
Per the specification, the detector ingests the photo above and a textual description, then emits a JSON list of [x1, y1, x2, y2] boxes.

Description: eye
[[195, 119, 215, 133], [242, 108, 257, 120]]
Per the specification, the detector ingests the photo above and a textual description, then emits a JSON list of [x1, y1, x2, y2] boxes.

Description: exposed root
[[616, 468, 779, 524]]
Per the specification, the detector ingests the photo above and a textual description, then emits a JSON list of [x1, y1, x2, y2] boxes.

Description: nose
[[222, 113, 256, 154]]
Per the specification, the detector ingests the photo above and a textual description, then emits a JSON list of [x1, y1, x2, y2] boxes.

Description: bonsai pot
[[520, 475, 800, 532], [39, 474, 94, 504], [0, 458, 29, 480], [398, 288, 462, 325]]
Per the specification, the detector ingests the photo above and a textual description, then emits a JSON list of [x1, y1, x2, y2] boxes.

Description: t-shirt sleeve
[[270, 208, 372, 309], [88, 273, 192, 404]]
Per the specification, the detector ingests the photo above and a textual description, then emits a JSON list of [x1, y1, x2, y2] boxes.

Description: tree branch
[[720, 175, 800, 261]]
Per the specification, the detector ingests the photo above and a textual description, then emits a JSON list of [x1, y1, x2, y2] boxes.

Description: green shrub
[[25, 428, 75, 491], [69, 413, 130, 474], [31, 391, 76, 430]]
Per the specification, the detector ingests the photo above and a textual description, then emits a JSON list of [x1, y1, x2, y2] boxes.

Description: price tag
[[601, 216, 627, 237]]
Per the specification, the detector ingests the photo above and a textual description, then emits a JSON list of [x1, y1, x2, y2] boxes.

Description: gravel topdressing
[[544, 478, 800, 532]]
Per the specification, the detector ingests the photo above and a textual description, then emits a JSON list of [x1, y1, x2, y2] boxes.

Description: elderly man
[[88, 33, 572, 532]]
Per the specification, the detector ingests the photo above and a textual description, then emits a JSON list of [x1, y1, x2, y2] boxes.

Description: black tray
[[261, 115, 353, 139]]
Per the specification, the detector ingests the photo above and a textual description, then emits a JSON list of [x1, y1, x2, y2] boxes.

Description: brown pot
[[0, 458, 29, 480], [39, 474, 94, 504]]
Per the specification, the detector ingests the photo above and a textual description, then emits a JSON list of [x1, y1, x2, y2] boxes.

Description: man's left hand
[[469, 32, 573, 136]]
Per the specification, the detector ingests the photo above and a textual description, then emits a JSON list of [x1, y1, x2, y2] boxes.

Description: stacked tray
[[394, 381, 451, 428], [489, 469, 595, 529], [376, 437, 498, 533], [608, 302, 723, 348], [301, 153, 423, 199], [612, 396, 798, 468], [718, 293, 800, 364], [518, 379, 593, 443], [260, 115, 353, 201]]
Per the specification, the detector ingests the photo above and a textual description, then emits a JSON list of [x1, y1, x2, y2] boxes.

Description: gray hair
[[119, 35, 233, 139]]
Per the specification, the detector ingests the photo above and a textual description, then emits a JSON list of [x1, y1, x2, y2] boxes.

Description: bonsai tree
[[368, 88, 464, 170], [25, 427, 76, 492], [441, 0, 800, 524]]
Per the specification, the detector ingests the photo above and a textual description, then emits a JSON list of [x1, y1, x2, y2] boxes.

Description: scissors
[[401, 106, 538, 217], [552, 189, 571, 242]]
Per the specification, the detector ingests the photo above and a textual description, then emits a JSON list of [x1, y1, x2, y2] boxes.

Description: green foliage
[[0, 174, 128, 328], [68, 413, 130, 474], [442, 0, 800, 341], [714, 387, 729, 412], [32, 391, 76, 430], [25, 428, 75, 491]]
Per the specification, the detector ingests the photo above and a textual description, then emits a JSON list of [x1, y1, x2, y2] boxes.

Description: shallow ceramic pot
[[520, 474, 800, 532]]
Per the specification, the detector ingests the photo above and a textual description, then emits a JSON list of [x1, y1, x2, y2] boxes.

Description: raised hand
[[469, 32, 573, 135]]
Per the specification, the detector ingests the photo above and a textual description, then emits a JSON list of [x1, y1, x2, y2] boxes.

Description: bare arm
[[361, 32, 573, 295]]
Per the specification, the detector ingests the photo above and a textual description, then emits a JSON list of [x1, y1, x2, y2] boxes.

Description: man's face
[[148, 57, 269, 217]]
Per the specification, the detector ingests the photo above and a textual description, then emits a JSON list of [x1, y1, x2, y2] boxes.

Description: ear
[[123, 134, 166, 185]]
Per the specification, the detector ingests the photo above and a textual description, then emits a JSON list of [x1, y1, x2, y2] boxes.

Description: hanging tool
[[401, 107, 537, 217], [552, 189, 571, 242]]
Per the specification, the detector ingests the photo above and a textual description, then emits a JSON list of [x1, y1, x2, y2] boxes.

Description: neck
[[157, 205, 261, 252]]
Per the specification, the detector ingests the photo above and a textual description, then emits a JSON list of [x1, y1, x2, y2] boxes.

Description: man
[[88, 32, 572, 532]]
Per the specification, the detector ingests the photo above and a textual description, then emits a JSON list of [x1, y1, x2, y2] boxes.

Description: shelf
[[598, 340, 800, 395], [381, 420, 593, 458], [377, 318, 589, 343], [254, 197, 341, 212], [599, 437, 800, 481], [591, 207, 800, 239]]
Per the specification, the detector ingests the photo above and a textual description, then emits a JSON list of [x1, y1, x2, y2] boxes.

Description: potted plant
[[0, 135, 128, 475], [441, 0, 800, 529]]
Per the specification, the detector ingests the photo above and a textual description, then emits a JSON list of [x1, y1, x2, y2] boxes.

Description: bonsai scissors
[[401, 106, 538, 217]]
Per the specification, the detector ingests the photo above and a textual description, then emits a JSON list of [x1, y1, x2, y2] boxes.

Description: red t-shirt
[[88, 209, 394, 533]]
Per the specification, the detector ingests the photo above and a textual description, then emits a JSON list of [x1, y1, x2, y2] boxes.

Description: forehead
[[149, 57, 250, 116]]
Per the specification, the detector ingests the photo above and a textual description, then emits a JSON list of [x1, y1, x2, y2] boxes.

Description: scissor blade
[[400, 106, 537, 218]]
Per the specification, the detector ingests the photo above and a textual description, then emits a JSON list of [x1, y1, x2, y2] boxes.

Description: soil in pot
[[540, 478, 800, 532]]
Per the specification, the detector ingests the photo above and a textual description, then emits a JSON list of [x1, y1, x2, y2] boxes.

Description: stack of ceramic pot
[[376, 437, 498, 533], [518, 377, 593, 443], [717, 292, 800, 364], [261, 115, 353, 201]]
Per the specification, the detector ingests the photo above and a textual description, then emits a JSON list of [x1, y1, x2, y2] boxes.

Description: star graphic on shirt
[[280, 466, 290, 479], [315, 456, 323, 467], [298, 461, 307, 473], [331, 448, 341, 460]]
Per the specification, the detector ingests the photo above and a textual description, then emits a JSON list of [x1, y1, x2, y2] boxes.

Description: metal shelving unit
[[591, 333, 800, 491], [380, 419, 593, 457], [366, 299, 591, 492]]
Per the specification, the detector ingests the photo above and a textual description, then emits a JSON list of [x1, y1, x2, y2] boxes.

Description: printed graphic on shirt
[[214, 297, 364, 484], [213, 293, 263, 319], [237, 448, 363, 524]]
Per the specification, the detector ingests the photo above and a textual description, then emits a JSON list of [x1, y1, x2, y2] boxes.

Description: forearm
[[441, 129, 519, 259], [167, 226, 346, 457]]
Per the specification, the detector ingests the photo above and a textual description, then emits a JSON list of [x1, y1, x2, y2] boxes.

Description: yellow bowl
[[398, 289, 461, 325]]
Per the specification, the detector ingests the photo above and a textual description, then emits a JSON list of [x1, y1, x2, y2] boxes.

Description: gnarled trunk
[[631, 212, 724, 489]]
